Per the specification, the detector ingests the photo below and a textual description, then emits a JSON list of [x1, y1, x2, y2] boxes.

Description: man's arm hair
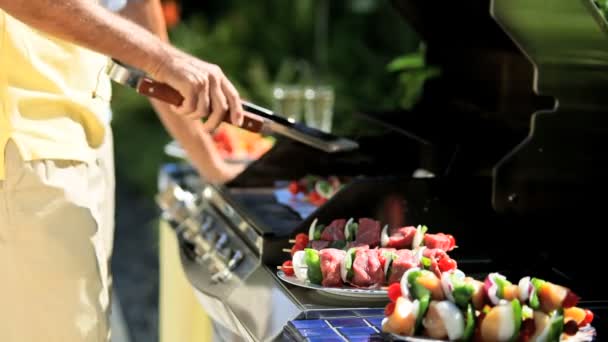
[[0, 0, 169, 76]]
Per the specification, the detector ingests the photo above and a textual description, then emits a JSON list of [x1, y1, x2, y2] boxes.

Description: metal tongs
[[107, 59, 358, 153]]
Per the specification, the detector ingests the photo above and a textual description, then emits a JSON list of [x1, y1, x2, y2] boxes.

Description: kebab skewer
[[285, 217, 457, 257], [381, 269, 594, 341], [278, 243, 459, 289]]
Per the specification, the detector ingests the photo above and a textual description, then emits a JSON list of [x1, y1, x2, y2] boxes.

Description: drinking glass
[[304, 86, 334, 132], [272, 84, 304, 122]]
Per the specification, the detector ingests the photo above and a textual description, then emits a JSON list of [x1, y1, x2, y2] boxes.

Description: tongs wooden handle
[[137, 77, 265, 133]]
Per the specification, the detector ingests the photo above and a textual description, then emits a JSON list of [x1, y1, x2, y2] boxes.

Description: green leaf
[[387, 54, 425, 72]]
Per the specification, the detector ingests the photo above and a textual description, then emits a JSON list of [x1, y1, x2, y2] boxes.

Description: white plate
[[277, 270, 388, 299], [388, 324, 596, 341]]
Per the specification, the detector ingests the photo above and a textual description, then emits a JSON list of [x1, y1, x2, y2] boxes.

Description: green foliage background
[[111, 0, 427, 195]]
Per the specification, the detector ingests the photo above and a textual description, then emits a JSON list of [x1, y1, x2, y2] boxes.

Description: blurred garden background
[[110, 1, 429, 341]]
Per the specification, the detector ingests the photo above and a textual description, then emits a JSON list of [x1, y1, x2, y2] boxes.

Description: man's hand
[[152, 48, 244, 132], [0, 0, 244, 132]]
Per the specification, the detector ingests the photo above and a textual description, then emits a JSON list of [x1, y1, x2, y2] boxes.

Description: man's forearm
[[0, 0, 169, 76], [118, 0, 232, 182]]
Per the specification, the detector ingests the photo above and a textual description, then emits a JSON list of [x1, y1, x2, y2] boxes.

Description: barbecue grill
[[155, 0, 608, 340]]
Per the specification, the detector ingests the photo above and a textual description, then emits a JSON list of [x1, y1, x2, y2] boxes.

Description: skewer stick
[[289, 239, 296, 243], [283, 248, 292, 253]]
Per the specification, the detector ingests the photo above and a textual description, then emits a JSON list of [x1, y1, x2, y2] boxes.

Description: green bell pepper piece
[[407, 269, 434, 333], [416, 294, 430, 334], [421, 256, 432, 269], [462, 303, 475, 341], [494, 275, 512, 299], [510, 299, 522, 342], [344, 248, 357, 281], [345, 222, 358, 241], [304, 248, 323, 285], [452, 283, 475, 309], [547, 309, 565, 342], [313, 224, 325, 240], [529, 278, 546, 310]]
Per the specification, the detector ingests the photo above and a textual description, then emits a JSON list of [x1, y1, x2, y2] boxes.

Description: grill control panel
[[156, 165, 260, 299]]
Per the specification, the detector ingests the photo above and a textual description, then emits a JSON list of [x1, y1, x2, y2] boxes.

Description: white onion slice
[[434, 301, 465, 341], [292, 250, 308, 281], [340, 252, 348, 283], [494, 302, 516, 341], [441, 273, 455, 303], [344, 217, 354, 240], [400, 267, 420, 300], [486, 273, 505, 305], [534, 316, 551, 342], [380, 224, 389, 247], [518, 276, 531, 302], [383, 254, 392, 277], [412, 299, 421, 321], [413, 246, 426, 266], [308, 218, 318, 241], [488, 283, 500, 305], [412, 225, 424, 249], [396, 297, 418, 318]]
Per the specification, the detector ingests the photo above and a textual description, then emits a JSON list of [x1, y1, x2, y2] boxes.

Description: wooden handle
[[137, 77, 265, 133], [138, 77, 184, 106]]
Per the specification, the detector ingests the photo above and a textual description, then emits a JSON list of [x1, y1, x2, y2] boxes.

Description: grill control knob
[[204, 230, 218, 243], [200, 215, 214, 233], [228, 250, 244, 270], [215, 233, 229, 249]]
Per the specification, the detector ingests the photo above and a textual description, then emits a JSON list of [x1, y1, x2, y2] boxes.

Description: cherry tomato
[[387, 283, 402, 302], [288, 181, 300, 195], [294, 233, 309, 246], [282, 260, 294, 276], [562, 290, 580, 309], [291, 245, 303, 256], [384, 302, 396, 316], [580, 309, 594, 327], [438, 257, 457, 272], [294, 241, 307, 251], [308, 191, 327, 206]]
